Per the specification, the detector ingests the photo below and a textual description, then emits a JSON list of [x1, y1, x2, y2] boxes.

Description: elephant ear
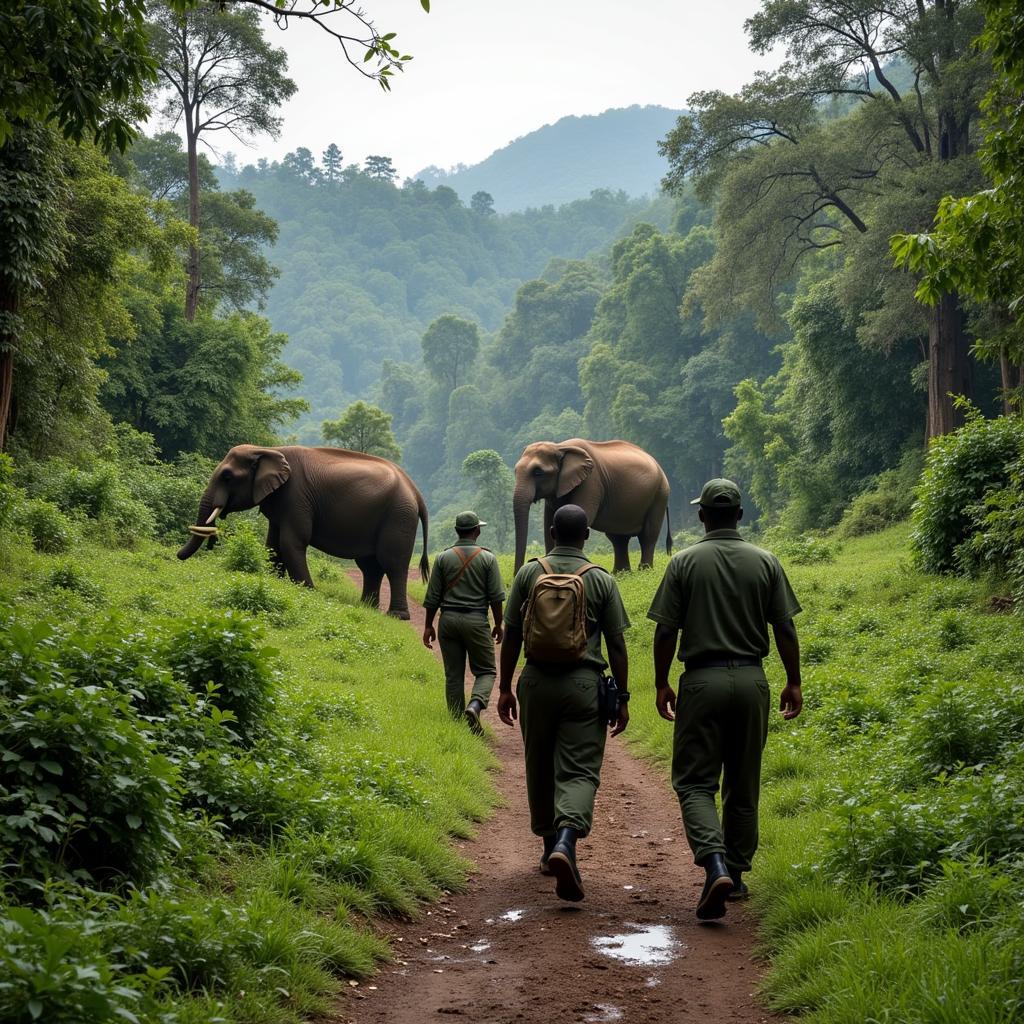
[[251, 448, 291, 504], [556, 445, 594, 498]]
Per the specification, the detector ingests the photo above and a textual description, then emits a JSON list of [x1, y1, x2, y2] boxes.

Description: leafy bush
[[0, 905, 173, 1024], [165, 612, 277, 745], [18, 498, 76, 554], [837, 448, 923, 538], [911, 412, 1024, 573], [0, 665, 180, 885], [0, 452, 18, 533], [47, 562, 104, 602], [214, 575, 291, 621], [774, 534, 838, 565], [223, 521, 271, 574]]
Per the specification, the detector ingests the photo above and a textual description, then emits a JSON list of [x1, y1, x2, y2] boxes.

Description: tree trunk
[[0, 282, 18, 451], [927, 291, 971, 439], [185, 111, 201, 321]]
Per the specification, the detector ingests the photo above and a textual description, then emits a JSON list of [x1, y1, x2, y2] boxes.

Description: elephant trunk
[[177, 489, 222, 560], [513, 481, 534, 572]]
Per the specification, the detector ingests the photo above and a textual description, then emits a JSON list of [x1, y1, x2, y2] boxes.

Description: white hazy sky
[[227, 0, 777, 179]]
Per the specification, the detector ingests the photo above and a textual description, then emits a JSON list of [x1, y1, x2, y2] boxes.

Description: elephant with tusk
[[178, 444, 429, 618], [512, 438, 671, 574]]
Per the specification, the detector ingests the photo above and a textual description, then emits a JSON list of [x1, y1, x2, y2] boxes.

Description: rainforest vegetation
[[2, 0, 1024, 1021]]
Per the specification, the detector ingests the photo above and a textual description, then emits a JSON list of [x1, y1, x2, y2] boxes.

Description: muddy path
[[330, 573, 778, 1024]]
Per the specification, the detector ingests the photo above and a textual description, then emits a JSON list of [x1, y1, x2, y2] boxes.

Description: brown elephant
[[513, 439, 670, 573], [177, 444, 429, 618]]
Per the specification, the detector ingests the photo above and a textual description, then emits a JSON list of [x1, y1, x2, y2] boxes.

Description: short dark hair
[[455, 526, 477, 538], [552, 504, 589, 544], [703, 504, 741, 530]]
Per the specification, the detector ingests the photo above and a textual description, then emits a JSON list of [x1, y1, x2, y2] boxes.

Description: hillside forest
[[3, 0, 1024, 1022]]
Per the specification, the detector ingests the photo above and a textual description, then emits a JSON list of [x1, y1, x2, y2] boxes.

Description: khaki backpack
[[522, 558, 601, 665]]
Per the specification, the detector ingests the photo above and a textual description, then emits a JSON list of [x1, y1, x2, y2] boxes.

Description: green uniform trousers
[[671, 665, 770, 873], [438, 611, 496, 717], [517, 665, 607, 838]]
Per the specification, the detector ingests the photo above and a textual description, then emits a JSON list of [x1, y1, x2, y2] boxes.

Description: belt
[[441, 605, 488, 615], [684, 655, 762, 671]]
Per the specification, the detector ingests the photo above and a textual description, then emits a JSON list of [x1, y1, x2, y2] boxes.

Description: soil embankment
[[332, 573, 777, 1024]]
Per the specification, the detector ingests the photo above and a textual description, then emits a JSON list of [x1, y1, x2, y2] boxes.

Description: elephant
[[513, 438, 670, 573], [177, 444, 429, 618]]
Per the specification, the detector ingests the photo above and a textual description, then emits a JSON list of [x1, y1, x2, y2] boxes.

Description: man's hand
[[780, 683, 802, 720], [491, 622, 504, 644], [610, 703, 629, 737], [422, 624, 436, 649], [656, 684, 676, 722], [497, 690, 517, 726]]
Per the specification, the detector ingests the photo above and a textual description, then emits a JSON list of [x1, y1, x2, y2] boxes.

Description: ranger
[[423, 511, 505, 732], [498, 504, 630, 902], [648, 479, 803, 921]]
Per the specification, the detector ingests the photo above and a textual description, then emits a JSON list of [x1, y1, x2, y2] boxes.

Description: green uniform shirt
[[504, 547, 631, 672], [646, 529, 801, 663], [423, 539, 505, 611]]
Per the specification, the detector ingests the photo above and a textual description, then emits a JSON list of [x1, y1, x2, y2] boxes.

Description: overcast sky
[[227, 0, 777, 178]]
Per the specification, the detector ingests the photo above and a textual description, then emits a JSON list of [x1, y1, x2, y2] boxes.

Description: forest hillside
[[415, 105, 686, 211]]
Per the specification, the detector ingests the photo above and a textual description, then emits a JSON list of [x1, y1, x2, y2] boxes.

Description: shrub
[[0, 676, 180, 885], [47, 562, 104, 602], [837, 448, 923, 538], [0, 452, 18, 533], [0, 906, 173, 1024], [165, 612, 277, 745], [911, 411, 1024, 573], [214, 576, 291, 621], [18, 498, 75, 554], [223, 521, 271, 574], [774, 534, 837, 565]]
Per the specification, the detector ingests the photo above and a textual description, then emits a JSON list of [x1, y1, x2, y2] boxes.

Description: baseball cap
[[690, 478, 742, 508], [455, 510, 486, 529]]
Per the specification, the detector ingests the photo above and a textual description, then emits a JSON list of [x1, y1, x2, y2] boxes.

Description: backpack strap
[[573, 562, 601, 577], [537, 557, 554, 575], [444, 546, 483, 594]]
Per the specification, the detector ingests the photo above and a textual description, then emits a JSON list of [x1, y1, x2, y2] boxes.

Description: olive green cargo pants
[[517, 665, 607, 838], [671, 665, 770, 873], [438, 611, 496, 717]]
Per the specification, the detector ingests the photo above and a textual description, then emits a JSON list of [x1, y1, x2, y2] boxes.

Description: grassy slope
[[0, 537, 496, 1022], [444, 530, 1024, 1023]]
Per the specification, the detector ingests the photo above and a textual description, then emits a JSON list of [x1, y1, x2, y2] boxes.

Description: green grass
[[0, 533, 496, 1023]]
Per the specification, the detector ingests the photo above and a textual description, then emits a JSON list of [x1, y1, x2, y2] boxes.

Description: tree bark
[[0, 282, 18, 451], [185, 124, 201, 322], [927, 291, 971, 439]]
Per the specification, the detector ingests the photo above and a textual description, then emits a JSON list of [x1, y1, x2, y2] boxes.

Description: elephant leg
[[265, 522, 286, 576], [638, 504, 666, 569], [383, 562, 412, 620], [278, 525, 314, 588], [355, 556, 384, 609], [608, 533, 632, 574]]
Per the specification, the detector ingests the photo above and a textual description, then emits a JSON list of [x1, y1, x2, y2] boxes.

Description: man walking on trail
[[648, 479, 803, 922], [423, 511, 505, 733], [497, 504, 630, 903]]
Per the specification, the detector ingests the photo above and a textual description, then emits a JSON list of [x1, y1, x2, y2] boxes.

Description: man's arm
[[604, 629, 629, 737], [497, 625, 522, 725], [653, 623, 679, 721], [490, 600, 504, 643], [422, 606, 438, 648], [772, 618, 802, 719]]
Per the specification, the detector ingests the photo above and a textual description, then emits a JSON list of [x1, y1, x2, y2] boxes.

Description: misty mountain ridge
[[415, 104, 685, 212]]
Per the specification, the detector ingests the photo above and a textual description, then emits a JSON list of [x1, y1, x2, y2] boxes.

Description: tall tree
[[661, 0, 989, 438], [421, 315, 481, 391], [364, 154, 397, 182], [321, 400, 401, 460], [147, 1, 296, 320], [470, 190, 495, 215], [322, 143, 343, 184], [462, 449, 514, 550]]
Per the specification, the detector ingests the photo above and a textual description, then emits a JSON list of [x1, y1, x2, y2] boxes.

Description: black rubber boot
[[464, 699, 484, 735], [696, 852, 733, 920], [547, 826, 584, 902], [539, 834, 557, 876], [726, 867, 749, 901]]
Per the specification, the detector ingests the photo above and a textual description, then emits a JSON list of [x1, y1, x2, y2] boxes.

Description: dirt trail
[[330, 573, 778, 1024]]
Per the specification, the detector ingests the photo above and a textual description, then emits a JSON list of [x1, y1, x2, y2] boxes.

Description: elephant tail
[[418, 495, 430, 583], [664, 507, 672, 556]]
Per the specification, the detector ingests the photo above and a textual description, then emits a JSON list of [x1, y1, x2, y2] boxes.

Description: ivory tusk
[[188, 525, 219, 537], [205, 506, 223, 525]]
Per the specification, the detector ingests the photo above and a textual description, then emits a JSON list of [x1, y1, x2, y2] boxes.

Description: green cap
[[690, 478, 742, 508], [455, 510, 486, 529]]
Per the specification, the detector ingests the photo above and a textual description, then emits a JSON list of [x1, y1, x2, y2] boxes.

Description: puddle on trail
[[583, 1005, 623, 1023], [591, 923, 682, 967], [499, 909, 525, 922], [469, 940, 491, 953]]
